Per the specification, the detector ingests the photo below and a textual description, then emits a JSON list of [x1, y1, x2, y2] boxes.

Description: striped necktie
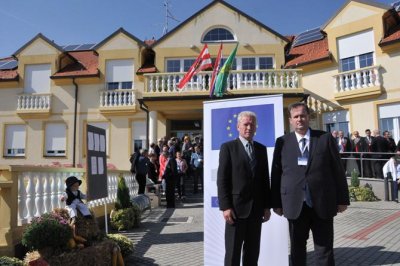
[[246, 142, 256, 174]]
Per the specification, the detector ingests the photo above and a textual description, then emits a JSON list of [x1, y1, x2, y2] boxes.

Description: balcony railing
[[144, 69, 302, 95], [99, 89, 136, 108], [17, 93, 51, 111], [333, 65, 381, 93]]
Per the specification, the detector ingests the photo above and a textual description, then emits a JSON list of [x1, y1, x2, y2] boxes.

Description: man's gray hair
[[237, 111, 257, 125]]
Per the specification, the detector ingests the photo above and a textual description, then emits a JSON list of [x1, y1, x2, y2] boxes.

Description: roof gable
[[323, 0, 390, 30], [13, 33, 63, 57], [153, 0, 288, 48], [94, 28, 146, 51]]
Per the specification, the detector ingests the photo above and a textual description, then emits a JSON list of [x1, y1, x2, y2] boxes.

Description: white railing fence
[[17, 169, 137, 225], [99, 89, 136, 108], [17, 93, 51, 111], [333, 65, 381, 93], [145, 69, 301, 94]]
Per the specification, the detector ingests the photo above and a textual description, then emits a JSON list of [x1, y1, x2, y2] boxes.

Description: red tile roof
[[285, 38, 331, 68], [137, 66, 158, 74], [144, 39, 156, 46], [52, 51, 99, 78], [380, 24, 400, 46], [0, 57, 18, 81]]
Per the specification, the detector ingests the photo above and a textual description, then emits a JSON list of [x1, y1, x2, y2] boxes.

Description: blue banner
[[211, 104, 275, 150]]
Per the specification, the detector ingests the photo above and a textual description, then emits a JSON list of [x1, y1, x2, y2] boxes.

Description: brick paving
[[122, 195, 400, 266]]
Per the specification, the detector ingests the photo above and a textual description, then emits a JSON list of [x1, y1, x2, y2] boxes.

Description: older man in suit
[[217, 111, 271, 266], [271, 102, 349, 266]]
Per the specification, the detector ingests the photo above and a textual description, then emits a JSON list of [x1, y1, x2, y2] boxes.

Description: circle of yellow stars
[[226, 113, 258, 138]]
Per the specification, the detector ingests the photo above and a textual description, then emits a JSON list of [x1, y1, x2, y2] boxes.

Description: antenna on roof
[[163, 0, 179, 35]]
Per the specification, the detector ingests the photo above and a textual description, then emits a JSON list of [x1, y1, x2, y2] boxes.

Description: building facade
[[0, 0, 399, 170]]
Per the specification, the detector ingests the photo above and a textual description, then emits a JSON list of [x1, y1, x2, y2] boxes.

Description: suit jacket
[[271, 129, 350, 220], [371, 136, 390, 159], [217, 138, 271, 219]]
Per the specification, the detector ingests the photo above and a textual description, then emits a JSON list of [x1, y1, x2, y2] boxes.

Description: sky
[[0, 0, 395, 58]]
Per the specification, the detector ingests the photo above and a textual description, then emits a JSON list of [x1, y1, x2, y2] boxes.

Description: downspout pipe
[[72, 78, 78, 167], [138, 99, 149, 149]]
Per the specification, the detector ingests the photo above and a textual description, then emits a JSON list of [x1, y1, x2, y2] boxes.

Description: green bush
[[106, 233, 134, 257], [350, 169, 360, 187], [22, 212, 73, 251], [131, 204, 142, 228], [115, 174, 132, 210], [0, 256, 23, 266], [349, 184, 379, 202], [110, 207, 138, 231]]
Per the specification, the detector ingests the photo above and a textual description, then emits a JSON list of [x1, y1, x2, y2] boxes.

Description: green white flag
[[213, 43, 239, 97]]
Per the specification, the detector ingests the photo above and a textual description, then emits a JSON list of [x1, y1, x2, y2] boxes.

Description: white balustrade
[[17, 169, 137, 225], [144, 69, 301, 94], [333, 65, 381, 93], [17, 93, 51, 111], [100, 89, 136, 108]]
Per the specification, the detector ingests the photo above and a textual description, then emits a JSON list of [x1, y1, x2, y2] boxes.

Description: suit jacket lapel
[[307, 129, 318, 172]]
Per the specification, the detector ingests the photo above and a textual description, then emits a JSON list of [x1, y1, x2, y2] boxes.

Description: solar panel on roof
[[0, 60, 18, 70], [75, 43, 96, 50], [63, 44, 80, 51], [292, 28, 324, 47]]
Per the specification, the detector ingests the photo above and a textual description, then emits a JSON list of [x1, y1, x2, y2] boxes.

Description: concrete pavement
[[122, 194, 400, 265]]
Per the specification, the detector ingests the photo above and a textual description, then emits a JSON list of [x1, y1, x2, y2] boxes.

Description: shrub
[[0, 256, 23, 266], [22, 212, 73, 251], [350, 169, 360, 187], [115, 174, 132, 210], [110, 206, 141, 231], [349, 184, 379, 202], [106, 234, 134, 257]]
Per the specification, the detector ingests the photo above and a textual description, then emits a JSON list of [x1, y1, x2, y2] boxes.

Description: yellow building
[[0, 0, 399, 172]]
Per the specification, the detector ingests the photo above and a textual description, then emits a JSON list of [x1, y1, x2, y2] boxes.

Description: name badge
[[298, 156, 308, 166]]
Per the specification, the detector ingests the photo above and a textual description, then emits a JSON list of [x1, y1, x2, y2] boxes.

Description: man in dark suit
[[217, 111, 271, 266], [271, 102, 349, 266], [371, 129, 390, 179]]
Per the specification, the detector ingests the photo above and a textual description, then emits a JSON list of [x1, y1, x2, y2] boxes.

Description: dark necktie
[[301, 138, 312, 207], [246, 142, 256, 174]]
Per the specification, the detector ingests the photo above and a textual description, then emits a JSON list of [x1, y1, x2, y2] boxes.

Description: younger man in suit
[[217, 111, 271, 266], [271, 102, 349, 266]]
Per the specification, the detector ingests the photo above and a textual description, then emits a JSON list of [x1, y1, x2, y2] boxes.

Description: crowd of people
[[332, 128, 400, 179], [129, 135, 204, 208]]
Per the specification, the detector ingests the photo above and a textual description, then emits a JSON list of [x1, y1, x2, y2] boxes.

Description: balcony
[[333, 65, 382, 101], [99, 89, 137, 115], [16, 93, 51, 118], [143, 69, 303, 97]]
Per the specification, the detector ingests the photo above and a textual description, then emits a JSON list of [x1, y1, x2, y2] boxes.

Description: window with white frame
[[105, 59, 134, 90], [4, 125, 26, 156], [45, 123, 66, 156], [202, 28, 235, 42], [165, 56, 273, 73], [322, 110, 350, 136], [88, 122, 110, 155], [379, 103, 400, 143], [24, 64, 51, 93], [132, 121, 146, 152], [338, 30, 375, 72]]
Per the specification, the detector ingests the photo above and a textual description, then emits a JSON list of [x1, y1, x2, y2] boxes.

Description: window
[[338, 30, 375, 72], [4, 125, 26, 156], [105, 59, 134, 90], [322, 110, 350, 136], [132, 121, 146, 153], [379, 103, 400, 143], [259, 57, 274, 69], [166, 59, 198, 73], [242, 58, 256, 70], [203, 28, 235, 42], [88, 122, 110, 156], [45, 123, 66, 157], [24, 64, 51, 93]]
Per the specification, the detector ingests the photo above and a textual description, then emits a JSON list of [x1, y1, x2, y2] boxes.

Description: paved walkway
[[122, 194, 400, 266]]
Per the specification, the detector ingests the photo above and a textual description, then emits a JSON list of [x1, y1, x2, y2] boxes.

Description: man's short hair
[[287, 102, 310, 117], [237, 111, 257, 125]]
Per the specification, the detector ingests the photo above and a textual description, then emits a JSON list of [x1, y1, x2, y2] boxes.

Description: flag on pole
[[209, 43, 223, 97], [213, 43, 238, 97], [177, 44, 212, 89]]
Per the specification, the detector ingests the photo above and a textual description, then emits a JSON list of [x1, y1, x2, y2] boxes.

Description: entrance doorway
[[169, 120, 202, 141]]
